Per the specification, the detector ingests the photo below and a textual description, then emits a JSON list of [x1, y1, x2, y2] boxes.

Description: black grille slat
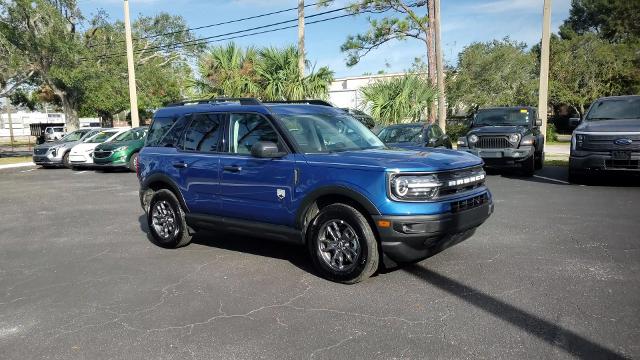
[[583, 134, 640, 151], [605, 159, 640, 169], [475, 136, 512, 149], [451, 193, 488, 213], [437, 166, 486, 197], [34, 148, 47, 155], [93, 151, 112, 159]]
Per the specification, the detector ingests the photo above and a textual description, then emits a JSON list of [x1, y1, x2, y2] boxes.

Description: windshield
[[114, 128, 147, 142], [377, 125, 423, 143], [586, 97, 640, 121], [61, 129, 89, 142], [85, 130, 118, 143], [278, 113, 385, 153], [475, 108, 532, 126]]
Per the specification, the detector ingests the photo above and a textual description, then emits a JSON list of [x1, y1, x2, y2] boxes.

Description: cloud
[[468, 0, 542, 14]]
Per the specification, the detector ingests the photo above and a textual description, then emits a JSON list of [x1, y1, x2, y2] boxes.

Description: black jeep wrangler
[[457, 106, 545, 176]]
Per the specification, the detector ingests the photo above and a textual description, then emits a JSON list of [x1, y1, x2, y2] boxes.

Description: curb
[[0, 162, 36, 170]]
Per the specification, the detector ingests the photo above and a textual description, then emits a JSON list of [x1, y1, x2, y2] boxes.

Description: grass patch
[[545, 158, 569, 167], [0, 156, 32, 165]]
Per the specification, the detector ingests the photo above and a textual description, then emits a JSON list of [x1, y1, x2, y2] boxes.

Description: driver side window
[[229, 113, 281, 155]]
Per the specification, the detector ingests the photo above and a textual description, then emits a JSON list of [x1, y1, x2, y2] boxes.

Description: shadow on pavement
[[403, 265, 629, 360], [137, 214, 316, 274]]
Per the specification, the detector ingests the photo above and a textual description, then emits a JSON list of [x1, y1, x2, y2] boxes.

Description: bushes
[[546, 123, 558, 142], [446, 123, 470, 141]]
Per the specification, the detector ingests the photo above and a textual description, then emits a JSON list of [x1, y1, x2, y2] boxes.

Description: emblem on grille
[[613, 138, 632, 146]]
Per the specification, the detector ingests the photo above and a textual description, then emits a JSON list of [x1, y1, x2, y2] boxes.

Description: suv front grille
[[34, 148, 47, 155], [438, 166, 486, 197], [475, 136, 513, 149], [583, 134, 640, 151], [451, 193, 489, 213], [93, 151, 112, 159]]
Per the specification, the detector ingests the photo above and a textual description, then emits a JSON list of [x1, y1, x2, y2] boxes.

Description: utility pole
[[427, 0, 436, 123], [124, 0, 140, 127], [434, 0, 446, 132], [298, 0, 305, 77], [538, 0, 552, 147], [6, 104, 14, 151]]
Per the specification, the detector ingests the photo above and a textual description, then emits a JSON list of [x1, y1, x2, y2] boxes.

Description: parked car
[[457, 106, 544, 176], [44, 126, 65, 141], [377, 123, 452, 149], [68, 128, 129, 169], [93, 127, 148, 172], [341, 108, 376, 129], [569, 95, 640, 182], [137, 98, 493, 284], [33, 128, 101, 168]]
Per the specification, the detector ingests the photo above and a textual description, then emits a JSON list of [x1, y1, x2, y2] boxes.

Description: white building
[[328, 72, 408, 111], [0, 110, 99, 138]]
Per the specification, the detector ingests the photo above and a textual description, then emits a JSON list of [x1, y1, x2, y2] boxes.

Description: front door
[[219, 113, 295, 227]]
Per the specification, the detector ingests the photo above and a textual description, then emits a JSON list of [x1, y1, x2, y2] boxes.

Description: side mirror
[[535, 118, 543, 127], [251, 141, 286, 158], [569, 117, 581, 127]]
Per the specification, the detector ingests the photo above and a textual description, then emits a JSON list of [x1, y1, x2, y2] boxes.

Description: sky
[[76, 0, 572, 78]]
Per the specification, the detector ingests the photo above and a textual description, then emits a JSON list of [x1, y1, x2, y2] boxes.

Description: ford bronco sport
[[138, 98, 493, 283]]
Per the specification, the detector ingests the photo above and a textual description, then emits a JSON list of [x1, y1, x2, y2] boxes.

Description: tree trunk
[[99, 111, 114, 128], [61, 95, 79, 131], [426, 0, 437, 123]]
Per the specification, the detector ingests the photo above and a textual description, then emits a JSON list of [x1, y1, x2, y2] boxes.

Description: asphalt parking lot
[[0, 167, 638, 359]]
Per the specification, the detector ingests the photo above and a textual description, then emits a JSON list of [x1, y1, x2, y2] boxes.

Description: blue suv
[[138, 98, 493, 283]]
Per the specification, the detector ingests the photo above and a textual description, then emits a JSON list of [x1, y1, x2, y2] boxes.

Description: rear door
[[218, 112, 295, 226], [177, 112, 225, 215]]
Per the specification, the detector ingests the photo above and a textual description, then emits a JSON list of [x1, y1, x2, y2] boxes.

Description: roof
[[595, 95, 640, 101], [153, 102, 344, 118], [477, 106, 537, 112]]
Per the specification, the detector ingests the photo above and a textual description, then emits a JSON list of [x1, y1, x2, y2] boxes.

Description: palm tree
[[360, 74, 437, 125], [197, 43, 260, 98]]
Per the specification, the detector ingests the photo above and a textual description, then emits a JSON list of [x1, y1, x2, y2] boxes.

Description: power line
[[88, 0, 334, 48], [86, 6, 350, 61]]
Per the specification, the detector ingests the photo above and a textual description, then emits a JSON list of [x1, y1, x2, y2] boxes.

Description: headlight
[[457, 137, 467, 146], [86, 148, 94, 154], [520, 136, 534, 146], [114, 146, 128, 152], [573, 134, 584, 150], [468, 134, 479, 144], [389, 174, 442, 201], [508, 133, 521, 144]]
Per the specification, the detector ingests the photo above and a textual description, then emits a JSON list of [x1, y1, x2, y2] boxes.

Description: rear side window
[[146, 116, 175, 146], [182, 113, 224, 152], [229, 113, 280, 155]]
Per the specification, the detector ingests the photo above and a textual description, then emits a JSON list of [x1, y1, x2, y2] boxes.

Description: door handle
[[223, 165, 242, 172], [172, 161, 188, 169]]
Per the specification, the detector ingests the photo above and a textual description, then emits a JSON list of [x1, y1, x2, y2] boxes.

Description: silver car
[[33, 128, 101, 168]]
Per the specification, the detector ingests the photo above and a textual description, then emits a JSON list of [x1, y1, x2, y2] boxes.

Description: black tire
[[62, 151, 71, 168], [147, 189, 192, 248], [568, 169, 585, 184], [535, 151, 544, 170], [128, 152, 139, 172], [307, 203, 379, 284], [522, 154, 535, 177]]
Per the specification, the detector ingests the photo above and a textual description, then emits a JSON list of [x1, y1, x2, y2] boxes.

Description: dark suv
[[569, 95, 640, 182], [138, 98, 493, 283], [377, 123, 452, 150], [457, 107, 544, 176]]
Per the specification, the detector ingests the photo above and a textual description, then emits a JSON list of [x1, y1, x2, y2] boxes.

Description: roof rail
[[166, 97, 262, 107], [262, 99, 333, 107]]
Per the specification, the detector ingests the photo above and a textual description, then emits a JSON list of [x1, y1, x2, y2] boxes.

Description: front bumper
[[92, 160, 128, 168], [32, 151, 64, 166], [459, 146, 534, 167], [69, 154, 94, 165], [570, 151, 640, 172], [373, 195, 494, 265]]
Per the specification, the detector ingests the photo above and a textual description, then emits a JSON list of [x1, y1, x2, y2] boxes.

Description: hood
[[96, 139, 142, 151], [468, 125, 528, 135], [386, 143, 426, 151], [70, 142, 99, 154], [303, 148, 482, 172], [35, 139, 81, 151], [575, 119, 640, 133]]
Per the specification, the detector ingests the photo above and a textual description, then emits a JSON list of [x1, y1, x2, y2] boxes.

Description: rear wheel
[[147, 189, 192, 248], [128, 152, 139, 172], [307, 203, 379, 284]]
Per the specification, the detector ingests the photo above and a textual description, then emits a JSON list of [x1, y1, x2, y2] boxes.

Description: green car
[[93, 127, 148, 171]]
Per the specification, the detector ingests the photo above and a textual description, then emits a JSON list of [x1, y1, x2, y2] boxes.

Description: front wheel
[[147, 189, 192, 248], [307, 203, 379, 284], [62, 152, 71, 168], [128, 152, 139, 172], [535, 151, 544, 170], [522, 154, 535, 177]]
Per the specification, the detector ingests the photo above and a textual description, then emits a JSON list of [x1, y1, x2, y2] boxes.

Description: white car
[[68, 128, 130, 168], [44, 126, 66, 141]]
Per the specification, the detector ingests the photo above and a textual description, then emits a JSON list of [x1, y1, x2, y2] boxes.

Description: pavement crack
[[308, 329, 365, 359]]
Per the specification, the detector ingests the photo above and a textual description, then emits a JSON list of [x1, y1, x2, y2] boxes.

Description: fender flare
[[141, 173, 190, 212]]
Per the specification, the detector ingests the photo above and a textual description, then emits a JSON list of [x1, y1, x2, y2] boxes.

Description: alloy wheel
[[151, 200, 179, 241], [317, 219, 361, 272]]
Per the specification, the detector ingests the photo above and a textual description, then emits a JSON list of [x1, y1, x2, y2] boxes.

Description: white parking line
[[534, 175, 570, 185], [74, 171, 88, 175], [20, 169, 36, 173]]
